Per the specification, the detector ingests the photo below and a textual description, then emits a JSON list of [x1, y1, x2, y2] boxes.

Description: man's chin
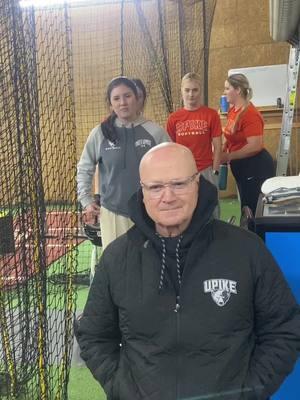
[[157, 216, 184, 229], [159, 209, 181, 218]]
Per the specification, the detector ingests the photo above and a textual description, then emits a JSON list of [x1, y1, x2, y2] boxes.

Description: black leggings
[[230, 149, 275, 215]]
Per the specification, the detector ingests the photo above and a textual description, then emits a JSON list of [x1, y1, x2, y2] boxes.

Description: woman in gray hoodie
[[77, 76, 170, 250]]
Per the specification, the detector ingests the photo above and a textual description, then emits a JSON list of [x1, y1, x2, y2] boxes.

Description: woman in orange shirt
[[221, 73, 275, 214]]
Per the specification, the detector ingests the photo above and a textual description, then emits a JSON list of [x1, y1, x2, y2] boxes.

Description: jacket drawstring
[[158, 236, 166, 291], [175, 236, 182, 287], [157, 234, 183, 292]]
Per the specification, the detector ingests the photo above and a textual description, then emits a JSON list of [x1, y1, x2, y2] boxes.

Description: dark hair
[[106, 76, 138, 105], [101, 112, 117, 144], [101, 76, 138, 144], [132, 78, 147, 108]]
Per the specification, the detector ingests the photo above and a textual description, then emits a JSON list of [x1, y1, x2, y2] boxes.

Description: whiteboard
[[228, 64, 288, 107]]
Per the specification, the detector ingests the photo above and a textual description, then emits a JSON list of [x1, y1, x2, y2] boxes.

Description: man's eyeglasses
[[141, 172, 199, 198]]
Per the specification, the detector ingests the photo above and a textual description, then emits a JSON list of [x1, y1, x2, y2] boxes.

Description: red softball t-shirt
[[223, 102, 264, 152], [166, 106, 222, 171]]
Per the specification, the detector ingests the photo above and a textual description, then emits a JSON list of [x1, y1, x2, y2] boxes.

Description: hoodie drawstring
[[158, 236, 166, 291], [157, 234, 183, 292], [175, 237, 182, 287]]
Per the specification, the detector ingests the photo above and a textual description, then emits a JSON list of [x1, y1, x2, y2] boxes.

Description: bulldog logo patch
[[105, 140, 121, 151], [203, 279, 237, 307], [108, 140, 116, 148]]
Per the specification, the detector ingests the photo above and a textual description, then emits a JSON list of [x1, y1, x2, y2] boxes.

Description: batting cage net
[[0, 1, 79, 399], [0, 0, 217, 399]]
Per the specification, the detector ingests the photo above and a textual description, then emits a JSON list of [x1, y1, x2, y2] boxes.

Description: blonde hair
[[227, 73, 253, 101], [181, 72, 201, 87]]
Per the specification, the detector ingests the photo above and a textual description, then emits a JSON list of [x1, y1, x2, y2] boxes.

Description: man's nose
[[160, 185, 176, 202]]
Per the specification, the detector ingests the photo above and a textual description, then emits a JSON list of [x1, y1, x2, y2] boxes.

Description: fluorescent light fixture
[[20, 0, 83, 7], [19, 0, 119, 8]]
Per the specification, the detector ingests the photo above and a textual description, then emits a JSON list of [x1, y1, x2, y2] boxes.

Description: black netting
[[0, 1, 78, 398]]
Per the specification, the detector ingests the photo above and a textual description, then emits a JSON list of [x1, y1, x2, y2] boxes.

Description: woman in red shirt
[[166, 72, 222, 217], [221, 73, 275, 215]]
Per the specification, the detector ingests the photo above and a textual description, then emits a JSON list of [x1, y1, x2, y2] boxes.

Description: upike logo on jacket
[[203, 279, 237, 307]]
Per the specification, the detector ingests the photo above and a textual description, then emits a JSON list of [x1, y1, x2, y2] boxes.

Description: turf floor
[[68, 198, 240, 400]]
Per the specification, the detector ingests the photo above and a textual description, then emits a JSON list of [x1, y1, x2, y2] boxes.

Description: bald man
[[76, 143, 300, 400]]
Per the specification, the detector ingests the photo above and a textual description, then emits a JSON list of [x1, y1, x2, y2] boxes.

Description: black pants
[[230, 149, 275, 215]]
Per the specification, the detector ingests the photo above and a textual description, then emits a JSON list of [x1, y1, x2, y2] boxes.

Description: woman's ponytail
[[101, 112, 117, 144]]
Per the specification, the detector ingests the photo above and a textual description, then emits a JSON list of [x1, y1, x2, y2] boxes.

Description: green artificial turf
[[220, 197, 241, 224], [68, 367, 106, 400]]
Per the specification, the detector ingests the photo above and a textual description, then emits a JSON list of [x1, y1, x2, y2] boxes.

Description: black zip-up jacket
[[76, 178, 300, 400]]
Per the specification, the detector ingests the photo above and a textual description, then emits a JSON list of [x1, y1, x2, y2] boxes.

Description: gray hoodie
[[77, 116, 170, 217]]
